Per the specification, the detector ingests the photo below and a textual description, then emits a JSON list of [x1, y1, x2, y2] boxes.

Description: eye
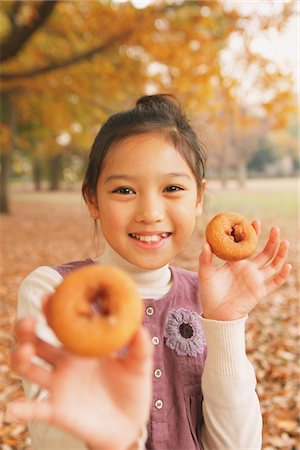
[[112, 187, 135, 195], [164, 185, 184, 193]]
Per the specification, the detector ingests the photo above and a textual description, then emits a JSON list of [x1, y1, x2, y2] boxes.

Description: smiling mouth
[[129, 233, 171, 243]]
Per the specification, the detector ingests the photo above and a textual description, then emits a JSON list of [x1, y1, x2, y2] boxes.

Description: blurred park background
[[0, 1, 299, 449]]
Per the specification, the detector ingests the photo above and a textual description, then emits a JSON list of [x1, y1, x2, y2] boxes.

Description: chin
[[129, 257, 169, 271], [140, 262, 167, 270]]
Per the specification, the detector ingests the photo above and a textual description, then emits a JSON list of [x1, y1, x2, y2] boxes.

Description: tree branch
[[0, 1, 58, 63], [0, 30, 132, 81]]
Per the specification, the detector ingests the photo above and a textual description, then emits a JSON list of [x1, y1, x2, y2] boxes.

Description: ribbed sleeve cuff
[[199, 315, 249, 376]]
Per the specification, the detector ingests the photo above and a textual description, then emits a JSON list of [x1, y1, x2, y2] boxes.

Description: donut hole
[[228, 224, 245, 243], [90, 290, 111, 316]]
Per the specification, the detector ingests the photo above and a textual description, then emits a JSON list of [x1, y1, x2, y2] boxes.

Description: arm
[[17, 266, 64, 345], [200, 316, 262, 449], [198, 223, 291, 449]]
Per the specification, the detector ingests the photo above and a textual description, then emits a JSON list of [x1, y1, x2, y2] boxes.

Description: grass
[[205, 188, 297, 221], [201, 178, 299, 268], [204, 178, 298, 227]]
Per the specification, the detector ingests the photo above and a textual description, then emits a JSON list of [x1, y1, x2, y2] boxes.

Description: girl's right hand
[[7, 314, 153, 450]]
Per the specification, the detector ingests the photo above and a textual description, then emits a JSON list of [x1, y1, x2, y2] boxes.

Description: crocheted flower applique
[[164, 308, 205, 357]]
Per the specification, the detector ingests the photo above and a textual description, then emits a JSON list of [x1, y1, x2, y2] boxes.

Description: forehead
[[102, 133, 193, 174]]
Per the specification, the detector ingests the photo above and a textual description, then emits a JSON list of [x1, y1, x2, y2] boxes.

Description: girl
[[8, 94, 291, 450]]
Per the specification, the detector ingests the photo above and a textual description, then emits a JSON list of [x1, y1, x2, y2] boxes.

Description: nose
[[134, 194, 164, 224]]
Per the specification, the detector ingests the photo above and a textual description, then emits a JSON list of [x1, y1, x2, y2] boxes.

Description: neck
[[94, 244, 172, 299]]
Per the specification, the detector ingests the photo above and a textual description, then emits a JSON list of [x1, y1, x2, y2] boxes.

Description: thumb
[[199, 242, 214, 280]]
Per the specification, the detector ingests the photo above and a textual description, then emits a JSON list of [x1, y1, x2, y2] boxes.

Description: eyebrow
[[104, 172, 192, 184]]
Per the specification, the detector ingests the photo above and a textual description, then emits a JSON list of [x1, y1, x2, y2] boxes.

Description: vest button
[[146, 306, 154, 316], [155, 399, 163, 410], [152, 336, 160, 346], [154, 368, 162, 378]]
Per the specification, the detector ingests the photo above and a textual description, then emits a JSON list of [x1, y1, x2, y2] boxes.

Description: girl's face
[[87, 133, 205, 270]]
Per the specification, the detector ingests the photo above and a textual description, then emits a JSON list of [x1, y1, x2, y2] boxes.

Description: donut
[[47, 265, 143, 357], [205, 212, 257, 261]]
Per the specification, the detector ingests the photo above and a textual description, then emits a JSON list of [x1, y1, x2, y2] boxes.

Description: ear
[[195, 179, 206, 217], [84, 189, 100, 220]]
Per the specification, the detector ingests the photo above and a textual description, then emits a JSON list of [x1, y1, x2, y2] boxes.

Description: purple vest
[[54, 260, 206, 450]]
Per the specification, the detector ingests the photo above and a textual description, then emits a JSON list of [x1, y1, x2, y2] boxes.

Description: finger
[[14, 317, 37, 344], [6, 399, 53, 424], [15, 317, 62, 366], [42, 294, 53, 321], [32, 337, 63, 366], [11, 343, 52, 389], [252, 219, 261, 236], [252, 226, 280, 268], [123, 327, 153, 375], [265, 263, 292, 295], [261, 240, 289, 280]]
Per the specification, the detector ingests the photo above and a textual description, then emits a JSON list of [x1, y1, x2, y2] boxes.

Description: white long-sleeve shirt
[[17, 247, 262, 450]]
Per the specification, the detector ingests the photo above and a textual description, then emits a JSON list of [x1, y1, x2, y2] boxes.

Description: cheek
[[175, 198, 198, 231], [172, 206, 197, 235], [173, 197, 199, 220], [101, 203, 129, 231]]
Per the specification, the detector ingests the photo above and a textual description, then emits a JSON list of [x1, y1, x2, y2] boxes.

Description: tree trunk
[[0, 151, 10, 213], [33, 156, 43, 191], [219, 145, 230, 189], [0, 92, 16, 214], [237, 160, 247, 188], [49, 154, 62, 191], [220, 164, 228, 189]]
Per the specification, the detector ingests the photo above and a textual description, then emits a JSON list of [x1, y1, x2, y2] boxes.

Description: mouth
[[128, 232, 171, 243]]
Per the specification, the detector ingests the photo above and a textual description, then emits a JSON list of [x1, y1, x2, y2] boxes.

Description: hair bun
[[135, 94, 180, 110]]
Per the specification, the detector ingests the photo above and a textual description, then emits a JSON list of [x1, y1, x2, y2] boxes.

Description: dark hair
[[82, 94, 206, 200]]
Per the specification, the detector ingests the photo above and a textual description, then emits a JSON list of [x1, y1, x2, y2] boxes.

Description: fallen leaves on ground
[[1, 191, 299, 450]]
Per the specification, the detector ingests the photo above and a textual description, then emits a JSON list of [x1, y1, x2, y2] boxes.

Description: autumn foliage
[[0, 0, 297, 212]]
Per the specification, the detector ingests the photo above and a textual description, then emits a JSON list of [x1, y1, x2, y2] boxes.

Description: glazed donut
[[47, 265, 143, 357], [205, 212, 257, 261]]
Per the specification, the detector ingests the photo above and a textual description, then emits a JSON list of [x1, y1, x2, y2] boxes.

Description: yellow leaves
[[15, 3, 39, 26], [277, 419, 298, 432], [246, 276, 300, 448], [0, 123, 12, 154], [0, 2, 41, 39], [0, 0, 297, 169], [0, 10, 11, 39]]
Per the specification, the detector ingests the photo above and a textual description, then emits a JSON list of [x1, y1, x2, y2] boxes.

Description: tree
[[0, 1, 142, 212], [247, 142, 277, 174], [0, 0, 297, 212], [0, 0, 239, 212], [0, 91, 16, 212]]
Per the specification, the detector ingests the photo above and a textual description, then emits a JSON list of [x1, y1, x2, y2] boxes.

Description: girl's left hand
[[198, 221, 292, 321]]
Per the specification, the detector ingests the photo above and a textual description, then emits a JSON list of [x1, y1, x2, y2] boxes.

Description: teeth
[[131, 233, 169, 242], [141, 235, 158, 242]]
